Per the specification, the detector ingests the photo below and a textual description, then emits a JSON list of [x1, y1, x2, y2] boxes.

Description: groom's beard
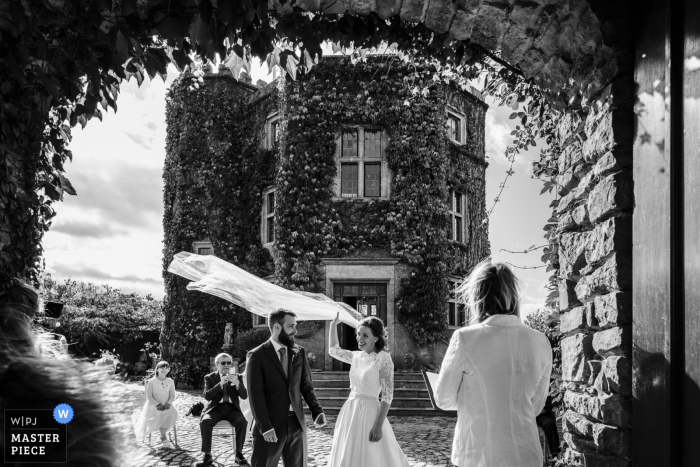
[[279, 328, 295, 347]]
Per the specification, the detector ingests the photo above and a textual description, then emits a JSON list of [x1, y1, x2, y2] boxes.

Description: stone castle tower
[[162, 56, 489, 376]]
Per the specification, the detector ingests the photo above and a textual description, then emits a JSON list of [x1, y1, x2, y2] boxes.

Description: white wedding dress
[[327, 345, 411, 467]]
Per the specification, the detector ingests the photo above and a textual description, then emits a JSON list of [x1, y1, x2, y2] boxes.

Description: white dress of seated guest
[[327, 345, 411, 467], [134, 377, 178, 441]]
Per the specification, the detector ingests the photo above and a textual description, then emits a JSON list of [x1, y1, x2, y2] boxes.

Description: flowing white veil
[[167, 251, 362, 327]]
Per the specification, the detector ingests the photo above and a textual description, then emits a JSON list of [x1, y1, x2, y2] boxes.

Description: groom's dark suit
[[247, 339, 323, 467]]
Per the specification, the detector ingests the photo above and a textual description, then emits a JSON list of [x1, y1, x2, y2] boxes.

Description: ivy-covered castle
[[162, 56, 489, 383]]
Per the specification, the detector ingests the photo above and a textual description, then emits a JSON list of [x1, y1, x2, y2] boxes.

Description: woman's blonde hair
[[457, 260, 522, 325]]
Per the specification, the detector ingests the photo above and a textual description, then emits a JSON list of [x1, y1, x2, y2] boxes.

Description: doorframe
[[322, 258, 398, 370]]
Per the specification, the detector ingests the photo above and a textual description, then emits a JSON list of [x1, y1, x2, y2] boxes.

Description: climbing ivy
[[273, 57, 489, 345], [161, 71, 276, 385], [1, 0, 565, 309]]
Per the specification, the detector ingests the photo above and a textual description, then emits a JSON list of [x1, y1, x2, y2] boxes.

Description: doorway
[[332, 282, 387, 370]]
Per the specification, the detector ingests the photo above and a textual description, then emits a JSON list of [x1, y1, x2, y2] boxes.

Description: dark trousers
[[200, 403, 248, 455], [536, 412, 560, 455], [251, 413, 304, 467]]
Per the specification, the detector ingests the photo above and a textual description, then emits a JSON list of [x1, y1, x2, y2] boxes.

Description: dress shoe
[[195, 453, 213, 467], [235, 452, 249, 466]]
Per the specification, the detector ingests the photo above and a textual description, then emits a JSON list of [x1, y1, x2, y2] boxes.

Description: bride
[[327, 313, 411, 467]]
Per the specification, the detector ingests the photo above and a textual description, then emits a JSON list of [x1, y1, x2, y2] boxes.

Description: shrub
[[234, 327, 271, 359], [40, 274, 163, 357]]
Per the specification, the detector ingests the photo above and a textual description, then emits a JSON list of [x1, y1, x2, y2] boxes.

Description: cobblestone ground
[[125, 382, 456, 467]]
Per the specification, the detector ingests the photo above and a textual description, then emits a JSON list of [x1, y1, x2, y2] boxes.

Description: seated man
[[536, 395, 560, 459], [197, 353, 249, 467]]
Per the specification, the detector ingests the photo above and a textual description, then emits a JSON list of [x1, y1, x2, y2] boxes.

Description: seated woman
[[135, 361, 179, 447], [0, 277, 133, 466]]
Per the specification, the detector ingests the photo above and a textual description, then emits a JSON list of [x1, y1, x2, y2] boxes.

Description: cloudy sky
[[42, 58, 554, 318]]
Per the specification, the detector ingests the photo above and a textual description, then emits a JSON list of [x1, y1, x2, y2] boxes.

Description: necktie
[[279, 347, 288, 378]]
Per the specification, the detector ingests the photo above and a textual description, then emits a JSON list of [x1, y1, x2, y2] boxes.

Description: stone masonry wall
[[554, 74, 634, 466]]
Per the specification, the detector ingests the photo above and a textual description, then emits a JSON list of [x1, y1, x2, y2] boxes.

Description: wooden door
[[634, 0, 700, 463], [332, 283, 388, 370]]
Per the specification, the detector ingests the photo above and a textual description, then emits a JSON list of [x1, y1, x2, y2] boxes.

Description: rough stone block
[[581, 106, 634, 162], [557, 188, 583, 213], [585, 216, 632, 265], [563, 409, 594, 438], [376, 0, 402, 18], [561, 302, 597, 335], [470, 3, 508, 51], [572, 205, 590, 226], [593, 326, 631, 358], [348, 0, 376, 15], [594, 149, 633, 177], [400, 0, 429, 23], [587, 171, 634, 223], [562, 334, 595, 382], [558, 211, 576, 231], [592, 423, 631, 458], [588, 359, 603, 385], [557, 141, 584, 175], [563, 444, 632, 467], [559, 279, 582, 311], [594, 292, 632, 328], [500, 5, 537, 65], [448, 0, 481, 40], [564, 391, 632, 428], [559, 231, 590, 279], [557, 171, 578, 196], [575, 254, 632, 303], [425, 0, 455, 34], [602, 356, 632, 396]]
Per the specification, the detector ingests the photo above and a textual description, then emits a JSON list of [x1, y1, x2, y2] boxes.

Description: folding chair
[[144, 379, 179, 448], [211, 419, 237, 451]]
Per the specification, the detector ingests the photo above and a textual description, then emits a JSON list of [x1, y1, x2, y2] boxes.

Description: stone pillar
[[555, 75, 634, 466]]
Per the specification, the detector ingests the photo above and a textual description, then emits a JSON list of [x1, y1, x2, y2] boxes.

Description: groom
[[246, 309, 325, 467]]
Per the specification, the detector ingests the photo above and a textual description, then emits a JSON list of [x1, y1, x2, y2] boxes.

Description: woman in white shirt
[[435, 261, 552, 467]]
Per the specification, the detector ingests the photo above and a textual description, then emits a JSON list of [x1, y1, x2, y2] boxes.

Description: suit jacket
[[202, 371, 248, 416], [246, 339, 323, 436]]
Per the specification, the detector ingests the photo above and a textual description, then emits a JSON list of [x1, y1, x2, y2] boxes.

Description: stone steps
[[308, 371, 456, 417]]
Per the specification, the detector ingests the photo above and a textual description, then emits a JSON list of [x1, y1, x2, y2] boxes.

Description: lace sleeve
[[329, 344, 354, 364], [377, 351, 394, 405]]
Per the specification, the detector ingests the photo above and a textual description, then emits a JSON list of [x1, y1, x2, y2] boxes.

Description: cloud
[[485, 111, 510, 163], [145, 121, 158, 131], [61, 162, 163, 230], [51, 219, 127, 239], [124, 131, 154, 150]]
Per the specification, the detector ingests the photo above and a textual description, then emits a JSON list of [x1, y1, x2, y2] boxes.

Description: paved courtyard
[[125, 381, 456, 467]]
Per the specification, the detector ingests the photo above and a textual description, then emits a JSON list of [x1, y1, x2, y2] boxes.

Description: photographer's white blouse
[[435, 314, 552, 467]]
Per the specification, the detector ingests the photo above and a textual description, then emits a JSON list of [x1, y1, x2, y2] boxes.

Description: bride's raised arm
[[329, 312, 354, 364]]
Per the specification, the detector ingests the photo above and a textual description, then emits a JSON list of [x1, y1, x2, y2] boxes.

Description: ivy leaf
[[120, 0, 138, 16], [509, 112, 517, 119], [58, 173, 77, 196], [158, 16, 187, 40], [113, 30, 131, 66], [223, 49, 249, 79], [43, 181, 62, 201], [189, 13, 213, 52]]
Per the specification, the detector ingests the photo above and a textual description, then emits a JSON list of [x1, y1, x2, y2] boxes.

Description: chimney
[[218, 64, 232, 76], [239, 71, 252, 84], [256, 79, 268, 88]]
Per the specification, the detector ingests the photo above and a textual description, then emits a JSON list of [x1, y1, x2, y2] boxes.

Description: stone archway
[[2, 0, 698, 464]]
